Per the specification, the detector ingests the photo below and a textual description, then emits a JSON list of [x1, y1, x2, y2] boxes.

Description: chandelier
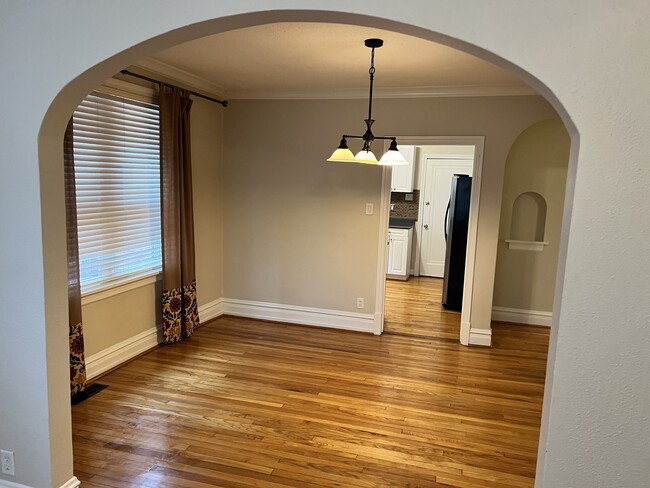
[[327, 38, 407, 166]]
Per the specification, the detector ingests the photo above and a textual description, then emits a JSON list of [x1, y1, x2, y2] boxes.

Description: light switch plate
[[365, 203, 374, 215]]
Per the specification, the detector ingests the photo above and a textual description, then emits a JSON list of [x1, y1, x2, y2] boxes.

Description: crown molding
[[132, 58, 536, 100], [133, 58, 227, 99], [226, 83, 537, 100]]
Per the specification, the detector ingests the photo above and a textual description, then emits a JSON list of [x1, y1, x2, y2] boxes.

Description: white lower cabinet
[[386, 227, 413, 280]]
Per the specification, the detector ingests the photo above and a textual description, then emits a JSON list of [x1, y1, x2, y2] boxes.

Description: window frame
[[72, 80, 163, 299]]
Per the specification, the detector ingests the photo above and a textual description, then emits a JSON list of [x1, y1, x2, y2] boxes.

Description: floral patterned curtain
[[64, 119, 87, 395], [160, 86, 200, 343]]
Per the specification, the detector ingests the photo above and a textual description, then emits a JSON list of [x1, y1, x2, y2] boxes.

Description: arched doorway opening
[[34, 8, 578, 488]]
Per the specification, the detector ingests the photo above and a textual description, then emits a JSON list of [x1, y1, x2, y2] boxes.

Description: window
[[72, 90, 161, 294]]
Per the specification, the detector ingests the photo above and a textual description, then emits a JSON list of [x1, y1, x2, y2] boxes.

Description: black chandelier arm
[[342, 134, 397, 141]]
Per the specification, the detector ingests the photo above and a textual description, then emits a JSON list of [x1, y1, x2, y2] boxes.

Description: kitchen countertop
[[389, 217, 416, 229]]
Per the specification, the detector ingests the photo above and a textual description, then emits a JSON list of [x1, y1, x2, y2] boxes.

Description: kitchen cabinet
[[390, 145, 416, 193], [387, 227, 413, 280]]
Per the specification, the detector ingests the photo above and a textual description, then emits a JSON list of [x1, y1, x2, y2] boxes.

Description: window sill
[[81, 273, 162, 306]]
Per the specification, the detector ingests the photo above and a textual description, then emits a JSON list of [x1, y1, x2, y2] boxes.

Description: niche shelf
[[505, 239, 549, 251], [507, 191, 548, 251]]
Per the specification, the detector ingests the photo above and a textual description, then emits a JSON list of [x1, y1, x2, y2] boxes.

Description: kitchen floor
[[383, 276, 461, 340]]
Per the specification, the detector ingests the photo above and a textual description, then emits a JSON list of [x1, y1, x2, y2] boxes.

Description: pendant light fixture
[[327, 38, 408, 166]]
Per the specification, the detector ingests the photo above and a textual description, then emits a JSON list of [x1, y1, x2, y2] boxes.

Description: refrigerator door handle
[[444, 199, 451, 242]]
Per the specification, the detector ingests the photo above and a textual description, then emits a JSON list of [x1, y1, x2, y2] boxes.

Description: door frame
[[373, 135, 485, 347]]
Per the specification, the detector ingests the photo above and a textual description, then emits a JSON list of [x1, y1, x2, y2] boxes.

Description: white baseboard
[[222, 298, 375, 333], [491, 306, 552, 326], [85, 325, 161, 380], [469, 327, 492, 346], [373, 312, 384, 336], [0, 477, 79, 488], [199, 298, 225, 322], [84, 297, 372, 381], [0, 479, 29, 488], [60, 477, 81, 488]]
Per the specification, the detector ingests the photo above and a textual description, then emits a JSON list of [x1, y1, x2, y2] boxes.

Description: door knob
[[425, 201, 430, 205], [424, 224, 429, 229]]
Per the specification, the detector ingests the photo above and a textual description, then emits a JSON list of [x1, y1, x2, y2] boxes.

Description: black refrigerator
[[442, 174, 472, 311]]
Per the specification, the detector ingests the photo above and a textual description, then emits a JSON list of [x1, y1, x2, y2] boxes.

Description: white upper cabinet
[[390, 145, 416, 193]]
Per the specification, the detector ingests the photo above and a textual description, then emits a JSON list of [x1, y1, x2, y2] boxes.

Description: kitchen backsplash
[[390, 190, 420, 220]]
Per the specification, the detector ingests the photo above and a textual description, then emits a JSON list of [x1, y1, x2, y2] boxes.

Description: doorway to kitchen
[[374, 137, 484, 344]]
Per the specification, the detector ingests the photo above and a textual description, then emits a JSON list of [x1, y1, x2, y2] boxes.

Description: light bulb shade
[[354, 149, 378, 164], [378, 149, 408, 166], [327, 147, 356, 162]]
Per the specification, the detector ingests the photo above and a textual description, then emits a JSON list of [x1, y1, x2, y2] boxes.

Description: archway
[[32, 8, 579, 488]]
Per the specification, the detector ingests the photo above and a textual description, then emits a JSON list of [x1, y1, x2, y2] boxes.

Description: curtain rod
[[120, 69, 228, 107]]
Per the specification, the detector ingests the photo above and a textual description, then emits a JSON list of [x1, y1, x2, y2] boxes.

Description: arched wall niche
[[508, 191, 549, 250], [511, 191, 547, 242], [27, 6, 581, 488]]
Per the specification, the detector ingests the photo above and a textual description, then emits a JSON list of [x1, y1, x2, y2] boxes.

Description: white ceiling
[[137, 22, 534, 99]]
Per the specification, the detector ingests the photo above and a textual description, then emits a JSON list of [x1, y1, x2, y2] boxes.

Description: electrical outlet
[[1, 450, 15, 476], [356, 297, 364, 309]]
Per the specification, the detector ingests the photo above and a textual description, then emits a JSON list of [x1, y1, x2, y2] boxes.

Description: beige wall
[[493, 118, 570, 312], [223, 96, 557, 317], [81, 97, 224, 358], [192, 98, 225, 306]]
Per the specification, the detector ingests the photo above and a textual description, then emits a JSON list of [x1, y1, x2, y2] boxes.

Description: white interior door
[[419, 157, 473, 277]]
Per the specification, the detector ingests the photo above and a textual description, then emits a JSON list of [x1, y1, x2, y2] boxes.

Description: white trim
[[372, 312, 384, 336], [131, 60, 535, 101], [0, 480, 29, 488], [85, 325, 162, 380], [198, 298, 225, 322], [223, 299, 375, 333], [374, 164, 392, 335], [59, 477, 81, 488], [0, 477, 79, 488], [461, 141, 485, 346], [468, 327, 492, 346], [505, 239, 549, 251], [81, 273, 161, 306], [375, 136, 485, 347], [492, 306, 552, 326], [134, 58, 227, 98], [226, 84, 537, 100], [84, 297, 373, 382]]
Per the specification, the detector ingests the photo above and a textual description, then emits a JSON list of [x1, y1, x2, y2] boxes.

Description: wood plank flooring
[[73, 281, 550, 487], [383, 276, 461, 340]]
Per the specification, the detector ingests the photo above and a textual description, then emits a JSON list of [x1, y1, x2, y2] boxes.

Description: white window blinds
[[72, 91, 161, 294]]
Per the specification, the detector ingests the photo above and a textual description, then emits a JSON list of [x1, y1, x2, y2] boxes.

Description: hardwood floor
[[73, 288, 550, 487], [384, 276, 461, 340]]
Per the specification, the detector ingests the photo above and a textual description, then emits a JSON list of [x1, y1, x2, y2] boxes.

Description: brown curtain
[[160, 86, 200, 343], [64, 119, 87, 395]]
